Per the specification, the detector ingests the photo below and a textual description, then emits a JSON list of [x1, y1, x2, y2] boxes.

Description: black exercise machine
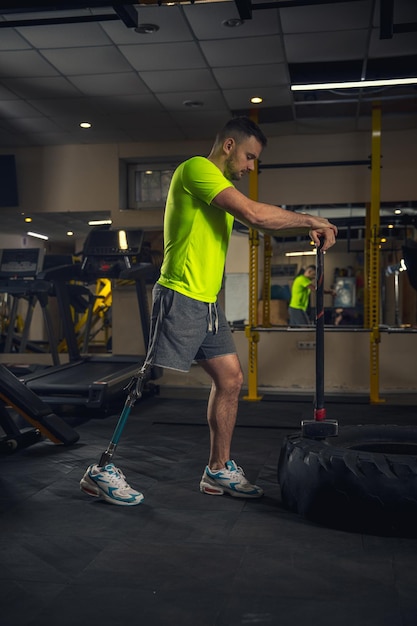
[[0, 248, 61, 365], [22, 227, 160, 411], [0, 362, 79, 453]]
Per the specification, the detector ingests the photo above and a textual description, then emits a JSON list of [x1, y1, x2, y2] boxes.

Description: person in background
[[80, 116, 338, 506], [289, 265, 336, 325]]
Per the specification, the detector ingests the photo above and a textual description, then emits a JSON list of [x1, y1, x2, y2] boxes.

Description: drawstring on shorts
[[208, 302, 219, 335]]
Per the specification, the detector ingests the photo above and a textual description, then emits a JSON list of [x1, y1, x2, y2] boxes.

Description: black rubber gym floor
[[1, 388, 417, 626]]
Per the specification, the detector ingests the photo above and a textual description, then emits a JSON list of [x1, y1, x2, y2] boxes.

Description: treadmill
[[0, 247, 61, 366], [22, 227, 160, 411]]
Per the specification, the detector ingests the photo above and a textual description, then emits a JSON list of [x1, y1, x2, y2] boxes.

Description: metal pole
[[261, 235, 272, 327], [244, 110, 262, 401], [369, 104, 384, 404]]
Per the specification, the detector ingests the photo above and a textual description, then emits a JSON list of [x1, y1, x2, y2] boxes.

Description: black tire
[[278, 425, 417, 534]]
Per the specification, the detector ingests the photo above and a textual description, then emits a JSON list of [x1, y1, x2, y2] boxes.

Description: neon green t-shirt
[[289, 275, 312, 311], [158, 156, 234, 303]]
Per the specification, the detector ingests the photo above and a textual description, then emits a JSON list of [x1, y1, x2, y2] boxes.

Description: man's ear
[[223, 137, 235, 154]]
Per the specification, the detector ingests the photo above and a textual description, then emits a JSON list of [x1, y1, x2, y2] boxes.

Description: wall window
[[126, 162, 178, 209]]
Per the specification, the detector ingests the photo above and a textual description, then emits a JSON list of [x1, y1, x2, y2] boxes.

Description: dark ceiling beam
[[0, 2, 139, 29], [394, 22, 417, 34], [0, 13, 120, 27], [248, 0, 366, 10], [380, 0, 394, 39], [112, 3, 138, 28], [234, 0, 368, 20], [234, 0, 252, 20], [0, 1, 139, 8]]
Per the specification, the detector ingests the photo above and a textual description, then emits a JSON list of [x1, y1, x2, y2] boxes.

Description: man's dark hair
[[217, 116, 267, 148]]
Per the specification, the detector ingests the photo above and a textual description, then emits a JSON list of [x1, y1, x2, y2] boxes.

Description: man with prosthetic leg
[[80, 116, 338, 506]]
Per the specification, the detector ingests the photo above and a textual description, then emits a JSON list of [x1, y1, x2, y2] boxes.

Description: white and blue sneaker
[[200, 460, 264, 498], [80, 463, 144, 506]]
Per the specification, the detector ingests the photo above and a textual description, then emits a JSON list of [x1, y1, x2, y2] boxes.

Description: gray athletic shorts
[[143, 284, 237, 372], [288, 306, 312, 326]]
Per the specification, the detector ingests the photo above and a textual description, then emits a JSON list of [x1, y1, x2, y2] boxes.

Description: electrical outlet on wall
[[297, 341, 316, 350]]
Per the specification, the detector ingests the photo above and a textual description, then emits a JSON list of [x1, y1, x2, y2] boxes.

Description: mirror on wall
[[258, 202, 417, 330]]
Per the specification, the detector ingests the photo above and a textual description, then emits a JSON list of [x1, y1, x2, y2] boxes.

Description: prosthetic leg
[[98, 364, 149, 467], [79, 363, 151, 506]]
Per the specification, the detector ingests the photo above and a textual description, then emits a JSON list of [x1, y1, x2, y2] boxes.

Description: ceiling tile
[[0, 49, 59, 78], [213, 64, 288, 89], [155, 90, 227, 111], [169, 109, 231, 128], [280, 1, 373, 33], [1, 76, 81, 99], [110, 109, 177, 132], [9, 116, 62, 133], [141, 68, 218, 93], [119, 42, 207, 71], [16, 22, 112, 48], [284, 30, 369, 63], [71, 128, 134, 144], [0, 28, 32, 51], [200, 35, 284, 67], [40, 46, 131, 75], [96, 93, 164, 115], [0, 84, 20, 100], [369, 30, 417, 58], [0, 129, 29, 146], [68, 72, 149, 96], [0, 99, 45, 118], [127, 125, 185, 142], [183, 2, 280, 39], [28, 96, 103, 117]]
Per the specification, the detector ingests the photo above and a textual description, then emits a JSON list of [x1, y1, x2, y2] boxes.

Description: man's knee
[[221, 366, 243, 394]]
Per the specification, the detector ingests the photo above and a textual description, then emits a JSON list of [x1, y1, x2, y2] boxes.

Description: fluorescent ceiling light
[[27, 231, 48, 240], [88, 219, 112, 226], [291, 77, 417, 91], [285, 250, 317, 257]]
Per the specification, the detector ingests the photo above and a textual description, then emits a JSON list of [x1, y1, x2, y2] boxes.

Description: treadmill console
[[81, 228, 144, 278], [0, 248, 45, 280]]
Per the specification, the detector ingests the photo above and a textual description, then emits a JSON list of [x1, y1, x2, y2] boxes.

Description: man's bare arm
[[212, 186, 337, 251]]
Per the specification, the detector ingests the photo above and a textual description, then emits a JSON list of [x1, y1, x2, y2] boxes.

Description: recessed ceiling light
[[67, 231, 74, 236], [24, 217, 32, 223], [135, 23, 159, 34], [222, 18, 244, 28], [250, 96, 263, 104], [80, 121, 92, 129]]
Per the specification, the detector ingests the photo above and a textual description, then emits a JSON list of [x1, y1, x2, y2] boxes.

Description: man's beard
[[224, 156, 241, 181]]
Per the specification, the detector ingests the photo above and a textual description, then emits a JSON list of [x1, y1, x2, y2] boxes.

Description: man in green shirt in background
[[289, 265, 316, 325], [289, 265, 336, 325]]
